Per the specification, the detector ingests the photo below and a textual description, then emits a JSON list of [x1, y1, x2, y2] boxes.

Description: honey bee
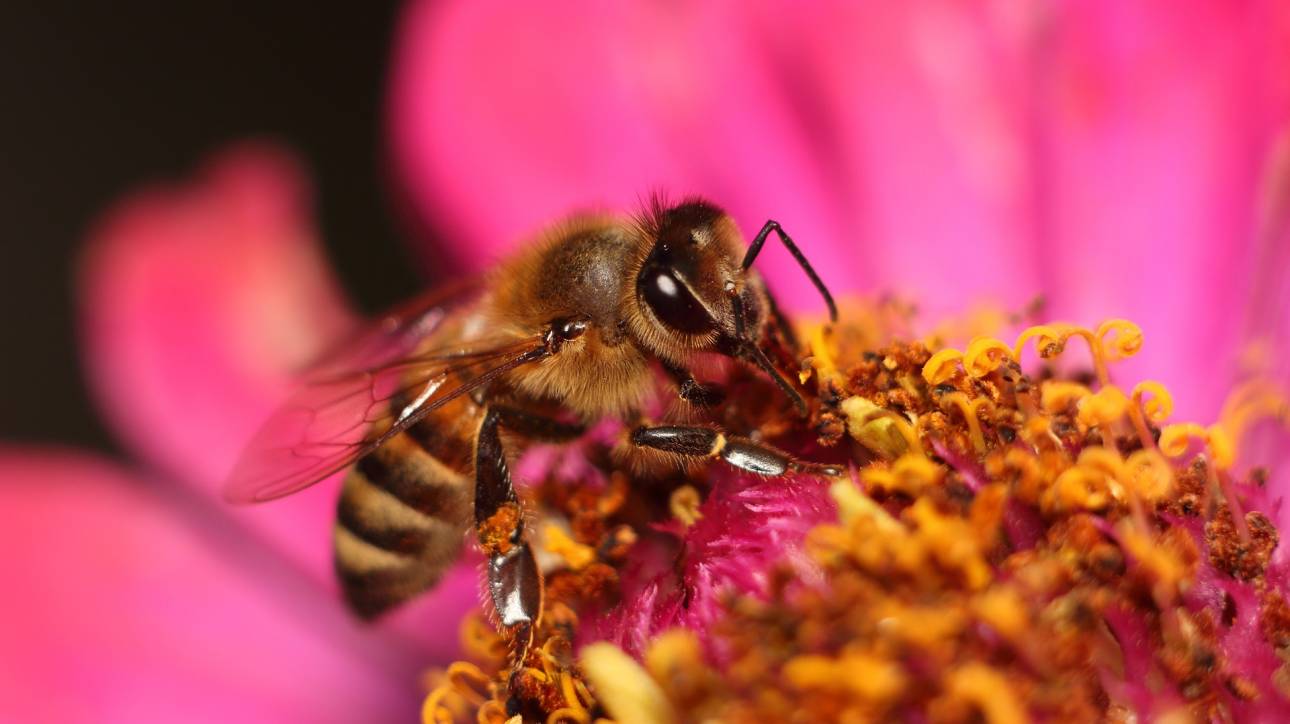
[[224, 197, 840, 670]]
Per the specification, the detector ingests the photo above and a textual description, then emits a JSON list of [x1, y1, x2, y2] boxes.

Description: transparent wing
[[223, 282, 547, 504], [300, 276, 483, 380]]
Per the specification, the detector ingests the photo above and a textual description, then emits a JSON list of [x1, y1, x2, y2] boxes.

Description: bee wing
[[223, 336, 546, 503], [223, 280, 546, 504], [299, 276, 483, 380]]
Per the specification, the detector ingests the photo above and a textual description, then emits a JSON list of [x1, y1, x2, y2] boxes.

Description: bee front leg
[[474, 406, 542, 668], [660, 359, 725, 408], [631, 424, 842, 477]]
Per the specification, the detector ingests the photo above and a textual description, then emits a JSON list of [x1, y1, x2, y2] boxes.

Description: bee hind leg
[[631, 424, 842, 477], [473, 405, 584, 671]]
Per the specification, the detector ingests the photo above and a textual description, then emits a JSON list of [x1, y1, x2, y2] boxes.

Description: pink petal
[[392, 1, 1290, 420], [80, 142, 355, 491], [0, 449, 420, 723], [78, 143, 477, 652], [1038, 1, 1290, 421], [388, 0, 853, 311], [585, 472, 835, 659]]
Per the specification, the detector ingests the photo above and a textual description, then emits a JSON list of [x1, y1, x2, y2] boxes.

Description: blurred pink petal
[[0, 449, 419, 723], [390, 0, 1290, 422], [388, 0, 871, 311], [80, 143, 355, 490], [1038, 1, 1290, 420], [78, 143, 478, 653], [389, 1, 1042, 315], [78, 144, 355, 586]]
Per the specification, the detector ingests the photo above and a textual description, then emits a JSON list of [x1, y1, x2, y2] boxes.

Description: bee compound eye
[[639, 266, 716, 335]]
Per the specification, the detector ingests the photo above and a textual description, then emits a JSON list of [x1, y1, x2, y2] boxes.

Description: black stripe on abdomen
[[333, 428, 473, 618]]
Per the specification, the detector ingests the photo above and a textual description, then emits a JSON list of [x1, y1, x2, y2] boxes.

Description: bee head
[[633, 198, 753, 348]]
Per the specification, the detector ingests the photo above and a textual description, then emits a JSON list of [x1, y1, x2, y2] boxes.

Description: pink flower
[[2, 148, 477, 722], [4, 1, 1290, 721]]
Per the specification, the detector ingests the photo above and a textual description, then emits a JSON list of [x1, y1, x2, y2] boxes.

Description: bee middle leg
[[631, 424, 842, 477], [473, 405, 585, 670]]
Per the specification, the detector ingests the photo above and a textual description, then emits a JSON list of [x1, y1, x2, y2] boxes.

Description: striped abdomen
[[333, 394, 481, 618]]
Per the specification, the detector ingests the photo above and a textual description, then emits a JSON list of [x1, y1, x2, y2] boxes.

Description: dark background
[[0, 2, 422, 453]]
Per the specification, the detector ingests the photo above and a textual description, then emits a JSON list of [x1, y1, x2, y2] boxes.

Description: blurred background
[[1, 2, 1287, 722], [0, 1, 418, 452]]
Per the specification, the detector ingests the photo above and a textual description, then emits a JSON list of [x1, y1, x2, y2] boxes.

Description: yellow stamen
[[1014, 324, 1066, 361], [842, 396, 925, 458], [972, 586, 1028, 642], [644, 629, 703, 680], [445, 662, 491, 706], [1122, 449, 1174, 503], [580, 643, 676, 724], [943, 663, 1027, 724], [1218, 385, 1290, 451], [830, 472, 904, 533], [783, 650, 908, 701], [461, 611, 506, 664], [803, 322, 838, 384], [544, 525, 597, 570], [1124, 380, 1173, 450], [1044, 466, 1110, 514], [1061, 326, 1111, 387], [939, 391, 990, 454], [668, 485, 704, 528], [1040, 381, 1091, 413], [546, 708, 589, 724], [1095, 319, 1144, 361], [963, 337, 1015, 378], [923, 347, 964, 385], [862, 454, 945, 496], [1077, 385, 1129, 428], [1131, 381, 1174, 424], [1159, 424, 1235, 469]]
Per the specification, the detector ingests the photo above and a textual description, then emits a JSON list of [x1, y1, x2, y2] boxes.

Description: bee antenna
[[742, 220, 837, 322]]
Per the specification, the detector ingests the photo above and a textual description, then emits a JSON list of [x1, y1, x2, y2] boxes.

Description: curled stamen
[[421, 685, 465, 724], [1075, 446, 1151, 527], [1060, 326, 1111, 387], [938, 391, 991, 454], [461, 612, 506, 663], [963, 337, 1015, 378], [923, 348, 964, 385], [1095, 319, 1144, 362], [998, 448, 1043, 501], [1045, 466, 1111, 514], [1014, 325, 1066, 361], [1040, 381, 1091, 413], [1076, 386, 1130, 429], [447, 662, 493, 705], [1160, 424, 1235, 468], [1122, 449, 1174, 504], [1217, 385, 1290, 452], [1132, 382, 1174, 424], [1124, 381, 1172, 450]]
